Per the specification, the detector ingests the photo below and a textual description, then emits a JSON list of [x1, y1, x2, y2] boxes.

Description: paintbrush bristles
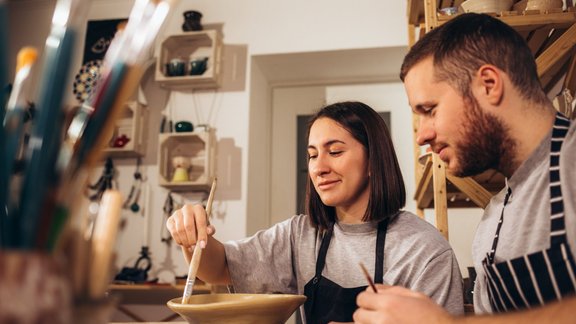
[[15, 47, 38, 73]]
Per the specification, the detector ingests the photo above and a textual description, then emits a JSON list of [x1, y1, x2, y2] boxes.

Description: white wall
[[6, 0, 480, 303]]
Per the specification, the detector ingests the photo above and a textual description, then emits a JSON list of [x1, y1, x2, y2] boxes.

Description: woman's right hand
[[166, 203, 216, 249]]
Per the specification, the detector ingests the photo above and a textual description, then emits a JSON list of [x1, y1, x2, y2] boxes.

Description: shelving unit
[[102, 101, 148, 158], [408, 0, 576, 239], [155, 30, 223, 89], [157, 129, 216, 192]]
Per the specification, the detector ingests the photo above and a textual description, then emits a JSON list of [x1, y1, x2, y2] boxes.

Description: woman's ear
[[474, 64, 504, 106]]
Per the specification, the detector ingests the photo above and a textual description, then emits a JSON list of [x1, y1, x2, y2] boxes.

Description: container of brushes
[[0, 251, 72, 323]]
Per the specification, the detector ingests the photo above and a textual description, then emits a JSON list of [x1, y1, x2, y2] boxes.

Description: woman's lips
[[317, 180, 339, 190]]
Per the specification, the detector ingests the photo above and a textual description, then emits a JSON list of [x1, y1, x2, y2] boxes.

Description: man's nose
[[416, 117, 435, 146]]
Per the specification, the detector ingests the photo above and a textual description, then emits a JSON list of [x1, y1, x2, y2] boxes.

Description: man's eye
[[423, 105, 435, 114]]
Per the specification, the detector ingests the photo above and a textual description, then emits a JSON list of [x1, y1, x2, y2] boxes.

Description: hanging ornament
[[123, 158, 143, 213], [161, 191, 174, 245], [87, 158, 115, 201]]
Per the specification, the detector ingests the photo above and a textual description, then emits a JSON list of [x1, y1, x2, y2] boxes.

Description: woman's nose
[[310, 155, 329, 176]]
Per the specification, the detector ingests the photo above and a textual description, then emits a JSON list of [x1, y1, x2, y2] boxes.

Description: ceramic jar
[[182, 10, 203, 32]]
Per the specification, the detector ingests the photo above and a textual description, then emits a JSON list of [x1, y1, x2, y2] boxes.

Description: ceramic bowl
[[513, 0, 528, 11], [460, 0, 514, 13], [525, 0, 563, 10], [167, 293, 307, 324]]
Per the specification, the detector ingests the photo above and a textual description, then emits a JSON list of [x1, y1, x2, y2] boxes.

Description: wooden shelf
[[415, 153, 505, 209], [155, 30, 223, 89], [158, 129, 217, 192], [102, 101, 148, 158]]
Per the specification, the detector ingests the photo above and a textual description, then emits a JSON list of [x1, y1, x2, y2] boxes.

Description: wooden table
[[108, 283, 211, 322]]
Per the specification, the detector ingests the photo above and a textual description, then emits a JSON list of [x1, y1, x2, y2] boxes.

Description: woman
[[167, 101, 464, 323]]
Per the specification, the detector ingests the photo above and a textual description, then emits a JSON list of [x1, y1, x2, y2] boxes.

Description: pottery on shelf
[[182, 10, 203, 32], [171, 156, 191, 182], [175, 121, 194, 132], [189, 57, 208, 75], [166, 58, 186, 77]]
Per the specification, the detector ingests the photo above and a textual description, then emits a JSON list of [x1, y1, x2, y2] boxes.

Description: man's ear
[[474, 64, 504, 106]]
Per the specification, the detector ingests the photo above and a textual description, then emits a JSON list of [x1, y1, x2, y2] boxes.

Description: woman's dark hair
[[305, 101, 406, 230]]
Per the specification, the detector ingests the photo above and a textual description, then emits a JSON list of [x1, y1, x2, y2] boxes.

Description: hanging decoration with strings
[[161, 191, 174, 245], [87, 157, 115, 201], [123, 158, 143, 212]]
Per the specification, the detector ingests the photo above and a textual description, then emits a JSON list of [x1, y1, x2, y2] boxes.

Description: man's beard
[[452, 96, 516, 177]]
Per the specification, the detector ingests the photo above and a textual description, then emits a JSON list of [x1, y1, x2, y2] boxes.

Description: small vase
[[182, 10, 203, 32]]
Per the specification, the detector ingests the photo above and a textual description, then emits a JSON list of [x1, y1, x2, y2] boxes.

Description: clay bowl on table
[[167, 293, 307, 324]]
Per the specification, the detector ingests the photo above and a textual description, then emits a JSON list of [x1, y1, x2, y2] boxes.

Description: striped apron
[[482, 113, 576, 312]]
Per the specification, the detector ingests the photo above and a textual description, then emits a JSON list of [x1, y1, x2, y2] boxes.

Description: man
[[353, 13, 576, 323]]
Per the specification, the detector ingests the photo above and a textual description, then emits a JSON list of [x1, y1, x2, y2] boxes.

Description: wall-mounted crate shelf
[[155, 30, 223, 90], [158, 129, 216, 192], [102, 101, 148, 158]]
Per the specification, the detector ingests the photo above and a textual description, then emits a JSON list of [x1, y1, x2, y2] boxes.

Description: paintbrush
[[52, 0, 180, 256], [359, 262, 378, 293], [87, 190, 123, 299], [182, 177, 217, 304], [0, 0, 9, 118], [0, 47, 38, 247], [17, 0, 88, 249]]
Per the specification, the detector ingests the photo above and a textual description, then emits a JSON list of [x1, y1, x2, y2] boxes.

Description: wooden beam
[[414, 155, 433, 209], [537, 22, 576, 79], [446, 174, 493, 209], [431, 153, 449, 240], [564, 52, 576, 98]]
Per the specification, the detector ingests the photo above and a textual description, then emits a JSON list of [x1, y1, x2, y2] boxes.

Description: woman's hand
[[166, 203, 216, 249]]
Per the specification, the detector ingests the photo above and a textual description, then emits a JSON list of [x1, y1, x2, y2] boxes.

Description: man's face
[[404, 57, 513, 177]]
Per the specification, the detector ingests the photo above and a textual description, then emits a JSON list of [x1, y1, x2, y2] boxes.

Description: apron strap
[[549, 113, 571, 246], [374, 219, 388, 283], [315, 225, 334, 276], [487, 188, 512, 263]]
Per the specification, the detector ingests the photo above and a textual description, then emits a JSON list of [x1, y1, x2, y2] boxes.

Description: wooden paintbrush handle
[[88, 190, 123, 299]]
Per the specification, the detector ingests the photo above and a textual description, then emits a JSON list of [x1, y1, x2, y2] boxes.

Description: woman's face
[[307, 117, 370, 218]]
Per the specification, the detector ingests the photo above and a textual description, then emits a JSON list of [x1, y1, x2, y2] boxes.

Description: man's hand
[[353, 284, 455, 324]]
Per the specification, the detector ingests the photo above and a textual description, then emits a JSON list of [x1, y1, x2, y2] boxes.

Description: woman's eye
[[329, 151, 343, 156], [308, 154, 317, 160]]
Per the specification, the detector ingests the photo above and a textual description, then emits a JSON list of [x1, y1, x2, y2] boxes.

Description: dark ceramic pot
[[189, 57, 208, 75], [182, 10, 203, 31], [175, 121, 194, 132]]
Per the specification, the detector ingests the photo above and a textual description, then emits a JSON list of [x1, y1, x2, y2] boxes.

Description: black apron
[[303, 219, 388, 324], [482, 113, 576, 312]]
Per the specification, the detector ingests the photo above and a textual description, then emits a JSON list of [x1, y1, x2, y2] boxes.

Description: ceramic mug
[[189, 57, 208, 75], [166, 58, 186, 76], [175, 121, 194, 132]]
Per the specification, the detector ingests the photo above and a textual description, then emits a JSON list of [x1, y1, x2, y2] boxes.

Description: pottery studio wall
[[5, 0, 482, 300]]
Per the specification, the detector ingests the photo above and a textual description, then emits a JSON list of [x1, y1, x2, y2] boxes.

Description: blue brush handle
[[17, 28, 76, 249], [0, 2, 8, 118], [0, 1, 9, 246]]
